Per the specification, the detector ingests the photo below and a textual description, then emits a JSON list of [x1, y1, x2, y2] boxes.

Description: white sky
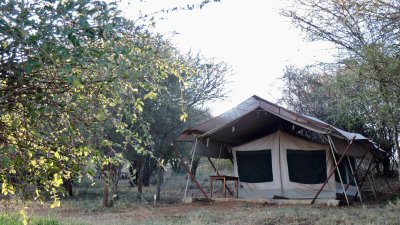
[[120, 0, 336, 116]]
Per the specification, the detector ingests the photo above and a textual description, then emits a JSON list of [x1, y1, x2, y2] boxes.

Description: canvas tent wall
[[233, 130, 336, 199], [232, 130, 360, 199], [177, 95, 380, 200]]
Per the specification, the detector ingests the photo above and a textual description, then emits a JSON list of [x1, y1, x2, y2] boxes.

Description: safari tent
[[176, 95, 382, 204]]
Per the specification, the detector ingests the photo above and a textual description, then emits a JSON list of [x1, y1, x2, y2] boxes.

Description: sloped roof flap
[[177, 95, 370, 146], [175, 95, 383, 159]]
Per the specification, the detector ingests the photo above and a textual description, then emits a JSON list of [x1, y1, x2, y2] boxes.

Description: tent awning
[[176, 95, 378, 158]]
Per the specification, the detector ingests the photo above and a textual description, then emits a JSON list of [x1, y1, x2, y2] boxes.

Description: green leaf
[[143, 91, 157, 100]]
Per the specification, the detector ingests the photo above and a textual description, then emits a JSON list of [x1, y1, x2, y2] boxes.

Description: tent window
[[287, 149, 327, 184], [236, 150, 273, 183]]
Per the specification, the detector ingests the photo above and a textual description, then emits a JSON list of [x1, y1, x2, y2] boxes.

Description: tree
[[282, 0, 400, 178], [0, 0, 188, 207], [281, 64, 396, 176], [126, 53, 230, 200]]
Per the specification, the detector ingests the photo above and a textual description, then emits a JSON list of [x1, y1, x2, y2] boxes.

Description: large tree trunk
[[110, 165, 120, 204], [63, 178, 73, 196], [137, 156, 145, 196], [142, 156, 151, 186], [156, 165, 164, 201], [103, 182, 109, 207], [111, 179, 119, 203]]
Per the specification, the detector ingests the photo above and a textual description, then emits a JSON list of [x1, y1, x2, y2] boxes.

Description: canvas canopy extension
[[176, 95, 383, 202]]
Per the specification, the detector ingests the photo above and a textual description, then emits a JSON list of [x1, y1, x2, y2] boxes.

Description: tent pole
[[353, 159, 375, 201], [345, 155, 364, 203], [342, 149, 368, 202], [367, 173, 377, 199], [172, 142, 213, 203], [384, 176, 394, 194], [370, 167, 378, 199], [312, 135, 356, 205], [184, 138, 198, 198], [207, 157, 234, 196], [327, 135, 350, 205], [278, 130, 284, 197]]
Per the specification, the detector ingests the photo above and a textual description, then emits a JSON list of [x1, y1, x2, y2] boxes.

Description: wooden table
[[210, 175, 239, 198]]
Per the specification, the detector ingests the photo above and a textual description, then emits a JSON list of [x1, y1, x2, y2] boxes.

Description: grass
[[133, 200, 400, 225], [1, 166, 400, 224], [4, 202, 400, 225], [0, 213, 63, 225]]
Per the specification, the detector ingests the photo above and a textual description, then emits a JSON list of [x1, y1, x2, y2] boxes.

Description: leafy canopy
[[0, 0, 198, 205]]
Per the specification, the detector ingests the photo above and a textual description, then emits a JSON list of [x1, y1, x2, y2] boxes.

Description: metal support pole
[[346, 156, 363, 203], [312, 135, 356, 205], [343, 149, 368, 202], [327, 135, 350, 205], [172, 142, 213, 203], [384, 176, 394, 194], [367, 173, 377, 199], [353, 159, 375, 201], [184, 139, 198, 198]]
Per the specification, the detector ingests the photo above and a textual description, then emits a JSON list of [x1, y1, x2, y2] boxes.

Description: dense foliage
[[0, 0, 229, 209], [281, 0, 400, 176]]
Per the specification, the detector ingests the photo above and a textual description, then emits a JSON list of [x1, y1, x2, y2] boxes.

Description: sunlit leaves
[[143, 91, 157, 100], [0, 0, 229, 209], [1, 182, 15, 196], [180, 112, 188, 122]]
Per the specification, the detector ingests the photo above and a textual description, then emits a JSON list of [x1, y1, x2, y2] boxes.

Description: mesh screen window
[[287, 149, 327, 184], [236, 150, 273, 183]]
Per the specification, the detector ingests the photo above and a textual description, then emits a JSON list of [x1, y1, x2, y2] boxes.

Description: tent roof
[[177, 95, 369, 145]]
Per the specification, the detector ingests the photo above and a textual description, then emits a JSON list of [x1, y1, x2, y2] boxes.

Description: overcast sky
[[121, 0, 336, 116]]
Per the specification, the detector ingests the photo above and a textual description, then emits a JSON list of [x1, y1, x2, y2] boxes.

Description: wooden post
[[311, 135, 356, 204], [171, 142, 213, 203], [207, 157, 234, 196]]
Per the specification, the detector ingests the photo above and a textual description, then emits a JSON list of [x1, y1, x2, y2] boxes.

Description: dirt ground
[[32, 197, 400, 225], [10, 177, 400, 225], [37, 201, 252, 224]]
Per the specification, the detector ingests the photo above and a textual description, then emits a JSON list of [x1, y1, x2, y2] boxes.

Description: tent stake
[[312, 135, 356, 204], [171, 142, 213, 204], [207, 157, 234, 196]]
